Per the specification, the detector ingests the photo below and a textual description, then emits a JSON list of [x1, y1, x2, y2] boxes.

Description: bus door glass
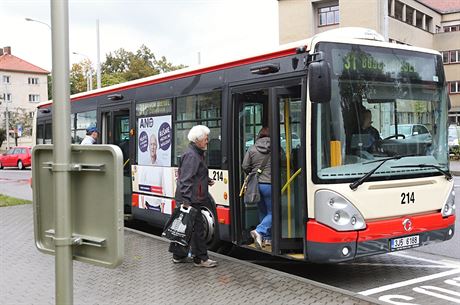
[[101, 104, 133, 214], [272, 84, 304, 255], [234, 89, 268, 246]]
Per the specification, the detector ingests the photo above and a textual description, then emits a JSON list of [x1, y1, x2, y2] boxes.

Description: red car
[[0, 146, 32, 170]]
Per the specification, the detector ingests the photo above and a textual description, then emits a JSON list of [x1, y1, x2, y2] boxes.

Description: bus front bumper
[[305, 213, 455, 263]]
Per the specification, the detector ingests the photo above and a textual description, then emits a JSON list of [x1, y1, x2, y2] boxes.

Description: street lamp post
[[25, 17, 52, 30], [26, 17, 102, 89]]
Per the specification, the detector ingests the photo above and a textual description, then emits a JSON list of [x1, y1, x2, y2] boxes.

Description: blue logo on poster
[[158, 122, 171, 151], [139, 131, 148, 152]]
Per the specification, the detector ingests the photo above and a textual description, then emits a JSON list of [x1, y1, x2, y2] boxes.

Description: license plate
[[390, 235, 420, 251]]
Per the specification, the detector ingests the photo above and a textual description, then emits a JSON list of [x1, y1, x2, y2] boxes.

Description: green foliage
[[47, 75, 53, 100], [451, 146, 460, 158], [69, 45, 186, 94], [0, 194, 31, 207]]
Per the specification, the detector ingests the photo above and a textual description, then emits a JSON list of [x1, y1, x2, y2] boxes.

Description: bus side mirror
[[308, 61, 331, 103]]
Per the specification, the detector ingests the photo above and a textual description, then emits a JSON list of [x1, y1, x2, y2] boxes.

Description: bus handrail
[[281, 168, 302, 194]]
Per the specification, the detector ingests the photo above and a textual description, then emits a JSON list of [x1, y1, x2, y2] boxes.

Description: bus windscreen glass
[[314, 42, 449, 182]]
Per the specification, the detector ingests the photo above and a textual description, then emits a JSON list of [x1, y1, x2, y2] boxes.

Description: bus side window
[[208, 138, 221, 168]]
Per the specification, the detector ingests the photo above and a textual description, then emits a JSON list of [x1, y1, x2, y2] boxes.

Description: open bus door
[[232, 79, 306, 258], [100, 101, 135, 216]]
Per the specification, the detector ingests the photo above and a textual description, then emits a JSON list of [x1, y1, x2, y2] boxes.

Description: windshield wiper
[[349, 155, 412, 191], [391, 164, 453, 181]]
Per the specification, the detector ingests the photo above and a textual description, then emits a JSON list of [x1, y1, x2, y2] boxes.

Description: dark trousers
[[172, 206, 208, 262], [190, 209, 209, 262]]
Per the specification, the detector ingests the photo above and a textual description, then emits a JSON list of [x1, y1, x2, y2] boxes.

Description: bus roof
[[38, 27, 440, 108]]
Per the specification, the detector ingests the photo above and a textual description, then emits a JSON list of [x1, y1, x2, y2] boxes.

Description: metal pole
[[96, 19, 101, 89], [5, 102, 9, 150], [89, 69, 93, 91], [50, 0, 73, 304]]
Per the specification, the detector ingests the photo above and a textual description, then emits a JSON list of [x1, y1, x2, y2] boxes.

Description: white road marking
[[413, 286, 460, 303], [390, 252, 459, 268], [359, 269, 460, 296], [446, 277, 460, 287], [350, 263, 453, 269]]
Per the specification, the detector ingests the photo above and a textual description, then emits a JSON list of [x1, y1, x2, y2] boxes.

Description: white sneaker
[[194, 259, 217, 268], [250, 230, 263, 249]]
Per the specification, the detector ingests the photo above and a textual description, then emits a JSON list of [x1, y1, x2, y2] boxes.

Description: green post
[[50, 1, 73, 304]]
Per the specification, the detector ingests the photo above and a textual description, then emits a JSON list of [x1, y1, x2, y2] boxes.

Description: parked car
[[384, 124, 432, 143], [0, 146, 32, 170], [448, 125, 459, 152]]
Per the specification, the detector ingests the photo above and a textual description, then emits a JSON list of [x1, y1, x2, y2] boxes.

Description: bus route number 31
[[401, 191, 415, 204]]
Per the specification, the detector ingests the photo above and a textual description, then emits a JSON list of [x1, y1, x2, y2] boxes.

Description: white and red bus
[[35, 28, 455, 263]]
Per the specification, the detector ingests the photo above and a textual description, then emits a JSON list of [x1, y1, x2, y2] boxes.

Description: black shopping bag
[[162, 204, 198, 247]]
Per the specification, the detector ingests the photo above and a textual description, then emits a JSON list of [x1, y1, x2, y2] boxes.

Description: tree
[[70, 59, 93, 95], [101, 45, 186, 87], [7, 108, 33, 146]]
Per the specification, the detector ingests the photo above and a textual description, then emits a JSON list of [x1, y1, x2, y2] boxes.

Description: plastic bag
[[162, 204, 198, 246]]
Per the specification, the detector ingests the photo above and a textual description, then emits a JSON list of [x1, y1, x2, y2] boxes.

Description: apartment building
[[0, 46, 49, 148], [278, 0, 460, 123]]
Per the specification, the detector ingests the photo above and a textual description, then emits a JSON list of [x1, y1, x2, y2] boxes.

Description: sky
[[0, 0, 279, 72]]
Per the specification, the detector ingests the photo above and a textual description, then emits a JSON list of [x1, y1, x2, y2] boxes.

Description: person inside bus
[[360, 109, 381, 153], [172, 125, 217, 268], [80, 126, 99, 145], [242, 127, 271, 249]]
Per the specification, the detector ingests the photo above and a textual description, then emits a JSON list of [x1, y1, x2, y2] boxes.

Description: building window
[[2, 93, 12, 102], [442, 51, 450, 63], [450, 81, 459, 93], [444, 25, 460, 32], [29, 94, 40, 102], [394, 1, 404, 21], [2, 75, 10, 84], [318, 5, 339, 26], [28, 77, 39, 85], [405, 7, 414, 25], [451, 50, 459, 63]]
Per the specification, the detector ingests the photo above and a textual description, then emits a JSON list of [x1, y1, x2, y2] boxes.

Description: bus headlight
[[442, 187, 455, 217], [315, 190, 366, 231]]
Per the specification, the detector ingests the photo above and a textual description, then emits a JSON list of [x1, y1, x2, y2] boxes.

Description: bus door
[[100, 101, 135, 215], [232, 79, 305, 257]]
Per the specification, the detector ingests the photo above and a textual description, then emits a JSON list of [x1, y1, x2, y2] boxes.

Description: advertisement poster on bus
[[137, 115, 172, 166]]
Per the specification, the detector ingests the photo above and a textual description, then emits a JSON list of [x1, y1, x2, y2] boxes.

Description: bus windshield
[[314, 42, 449, 182]]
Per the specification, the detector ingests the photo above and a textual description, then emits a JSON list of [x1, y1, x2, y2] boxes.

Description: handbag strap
[[256, 153, 270, 175]]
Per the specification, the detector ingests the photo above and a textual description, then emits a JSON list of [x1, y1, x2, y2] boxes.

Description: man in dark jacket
[[173, 125, 217, 268]]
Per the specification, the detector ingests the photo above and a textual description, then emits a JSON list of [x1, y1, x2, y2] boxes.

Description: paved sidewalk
[[0, 204, 379, 305]]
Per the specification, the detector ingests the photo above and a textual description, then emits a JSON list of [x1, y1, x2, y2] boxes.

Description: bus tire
[[201, 196, 222, 251]]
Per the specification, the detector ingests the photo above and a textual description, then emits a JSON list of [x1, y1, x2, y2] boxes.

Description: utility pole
[[3, 81, 9, 149], [96, 19, 101, 89], [50, 0, 73, 304]]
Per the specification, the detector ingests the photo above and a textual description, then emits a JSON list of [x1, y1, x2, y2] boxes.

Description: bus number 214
[[401, 192, 415, 204], [212, 171, 224, 181]]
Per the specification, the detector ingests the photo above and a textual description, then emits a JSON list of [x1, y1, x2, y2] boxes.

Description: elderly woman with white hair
[[172, 125, 217, 268]]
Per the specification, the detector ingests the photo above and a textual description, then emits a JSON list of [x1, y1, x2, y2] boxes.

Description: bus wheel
[[201, 200, 222, 251]]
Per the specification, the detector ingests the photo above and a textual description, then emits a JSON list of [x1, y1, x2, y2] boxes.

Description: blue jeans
[[256, 183, 272, 240]]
